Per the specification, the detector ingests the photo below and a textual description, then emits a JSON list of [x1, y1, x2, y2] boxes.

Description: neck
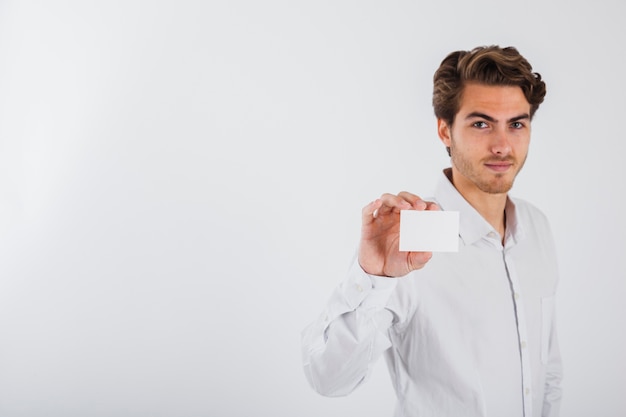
[[445, 168, 508, 241]]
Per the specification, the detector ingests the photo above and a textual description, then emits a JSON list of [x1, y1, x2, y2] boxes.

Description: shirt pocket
[[541, 295, 555, 365]]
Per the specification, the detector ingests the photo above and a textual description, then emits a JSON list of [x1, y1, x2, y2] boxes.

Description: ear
[[437, 119, 452, 148]]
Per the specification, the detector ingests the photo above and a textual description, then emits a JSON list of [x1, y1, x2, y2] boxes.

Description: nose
[[490, 128, 511, 156]]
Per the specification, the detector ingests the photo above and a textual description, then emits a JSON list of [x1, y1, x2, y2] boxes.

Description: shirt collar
[[432, 169, 525, 247], [503, 197, 525, 247]]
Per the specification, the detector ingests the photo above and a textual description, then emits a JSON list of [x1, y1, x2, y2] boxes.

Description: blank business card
[[399, 210, 459, 252]]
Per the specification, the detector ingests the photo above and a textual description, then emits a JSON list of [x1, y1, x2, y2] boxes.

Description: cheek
[[451, 128, 483, 148], [451, 136, 480, 154], [512, 136, 531, 154]]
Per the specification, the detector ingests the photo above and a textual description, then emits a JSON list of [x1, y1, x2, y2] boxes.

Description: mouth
[[484, 161, 513, 173]]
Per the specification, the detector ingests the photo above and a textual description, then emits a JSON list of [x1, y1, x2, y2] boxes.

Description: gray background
[[1, 1, 624, 416]]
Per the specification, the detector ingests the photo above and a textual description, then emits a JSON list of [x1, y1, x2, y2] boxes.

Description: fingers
[[407, 251, 433, 271], [426, 201, 441, 211], [362, 192, 440, 224], [362, 194, 407, 223], [396, 192, 440, 211], [382, 191, 439, 211], [377, 193, 412, 215], [397, 191, 427, 210], [362, 198, 382, 225]]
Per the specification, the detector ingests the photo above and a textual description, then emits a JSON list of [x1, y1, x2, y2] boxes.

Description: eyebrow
[[465, 112, 530, 123]]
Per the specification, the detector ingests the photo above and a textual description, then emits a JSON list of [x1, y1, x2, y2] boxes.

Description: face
[[438, 83, 532, 195]]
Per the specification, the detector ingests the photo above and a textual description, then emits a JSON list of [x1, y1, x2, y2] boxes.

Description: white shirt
[[302, 171, 563, 417]]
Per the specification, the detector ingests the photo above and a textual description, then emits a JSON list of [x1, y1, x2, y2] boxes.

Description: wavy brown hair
[[432, 45, 546, 127]]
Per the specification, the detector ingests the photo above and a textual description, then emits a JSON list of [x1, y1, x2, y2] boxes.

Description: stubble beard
[[450, 138, 527, 195]]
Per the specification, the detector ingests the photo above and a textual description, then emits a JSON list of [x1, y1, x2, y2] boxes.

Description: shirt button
[[514, 293, 520, 300], [356, 284, 363, 292], [525, 388, 530, 395], [521, 341, 527, 349]]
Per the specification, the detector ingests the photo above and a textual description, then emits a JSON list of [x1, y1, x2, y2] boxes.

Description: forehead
[[458, 83, 530, 116]]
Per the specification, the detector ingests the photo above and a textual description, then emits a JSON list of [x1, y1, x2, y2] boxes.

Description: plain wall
[[0, 1, 624, 416]]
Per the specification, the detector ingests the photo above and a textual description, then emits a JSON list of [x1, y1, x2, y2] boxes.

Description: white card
[[399, 210, 459, 252]]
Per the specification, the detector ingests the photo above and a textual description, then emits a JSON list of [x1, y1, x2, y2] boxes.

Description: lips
[[484, 161, 513, 172]]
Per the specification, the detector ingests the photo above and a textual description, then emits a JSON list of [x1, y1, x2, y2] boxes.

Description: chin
[[480, 181, 514, 194]]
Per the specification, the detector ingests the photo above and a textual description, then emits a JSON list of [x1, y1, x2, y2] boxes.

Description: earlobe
[[437, 119, 452, 147]]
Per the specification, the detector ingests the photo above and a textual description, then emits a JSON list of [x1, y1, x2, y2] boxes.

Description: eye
[[511, 121, 525, 129], [473, 121, 488, 129]]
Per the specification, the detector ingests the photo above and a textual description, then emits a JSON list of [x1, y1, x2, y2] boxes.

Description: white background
[[1, 1, 624, 416]]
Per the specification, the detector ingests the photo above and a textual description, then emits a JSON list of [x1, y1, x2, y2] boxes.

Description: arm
[[301, 192, 438, 396], [301, 258, 398, 396]]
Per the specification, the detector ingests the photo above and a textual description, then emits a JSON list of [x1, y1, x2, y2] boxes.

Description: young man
[[302, 46, 563, 417]]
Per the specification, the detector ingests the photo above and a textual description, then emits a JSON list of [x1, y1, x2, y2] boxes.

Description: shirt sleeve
[[301, 255, 398, 397], [542, 300, 564, 416]]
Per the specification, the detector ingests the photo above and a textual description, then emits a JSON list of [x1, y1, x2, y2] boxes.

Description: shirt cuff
[[339, 259, 398, 310]]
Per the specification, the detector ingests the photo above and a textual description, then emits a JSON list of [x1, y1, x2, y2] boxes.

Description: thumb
[[407, 251, 433, 272]]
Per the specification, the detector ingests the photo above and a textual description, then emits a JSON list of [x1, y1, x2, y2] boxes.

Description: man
[[301, 46, 563, 417]]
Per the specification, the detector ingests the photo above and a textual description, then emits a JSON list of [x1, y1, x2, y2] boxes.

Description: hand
[[358, 191, 440, 277]]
